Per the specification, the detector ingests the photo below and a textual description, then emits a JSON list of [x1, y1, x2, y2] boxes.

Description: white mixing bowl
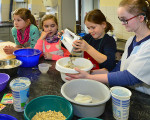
[[55, 57, 93, 82], [61, 79, 111, 118]]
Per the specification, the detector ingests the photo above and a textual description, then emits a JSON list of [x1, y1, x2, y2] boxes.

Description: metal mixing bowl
[[0, 59, 22, 76]]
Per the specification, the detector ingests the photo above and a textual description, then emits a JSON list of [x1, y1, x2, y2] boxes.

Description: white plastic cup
[[10, 77, 31, 112], [38, 63, 51, 74], [110, 86, 132, 120]]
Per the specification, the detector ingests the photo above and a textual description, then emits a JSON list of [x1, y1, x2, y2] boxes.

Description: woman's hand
[[43, 52, 52, 60], [3, 45, 15, 54], [65, 67, 90, 80], [39, 31, 49, 40], [73, 39, 90, 52]]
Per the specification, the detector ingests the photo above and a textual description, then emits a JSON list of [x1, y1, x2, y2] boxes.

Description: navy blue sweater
[[83, 34, 116, 71]]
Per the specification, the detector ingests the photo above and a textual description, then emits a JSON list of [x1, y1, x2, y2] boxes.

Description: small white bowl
[[61, 79, 110, 118], [38, 63, 51, 74]]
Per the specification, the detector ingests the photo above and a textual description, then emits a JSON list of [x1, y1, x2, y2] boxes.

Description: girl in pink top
[[34, 14, 70, 60]]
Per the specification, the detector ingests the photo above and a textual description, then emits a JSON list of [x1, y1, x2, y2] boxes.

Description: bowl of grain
[[24, 95, 73, 120], [55, 57, 93, 82]]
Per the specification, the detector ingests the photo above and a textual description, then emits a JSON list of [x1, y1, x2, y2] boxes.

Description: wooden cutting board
[[0, 41, 16, 60]]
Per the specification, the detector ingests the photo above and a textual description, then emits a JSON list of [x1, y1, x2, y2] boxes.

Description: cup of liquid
[[10, 77, 31, 112], [110, 86, 132, 120]]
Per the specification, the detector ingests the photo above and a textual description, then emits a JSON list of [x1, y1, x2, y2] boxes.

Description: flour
[[64, 57, 83, 69]]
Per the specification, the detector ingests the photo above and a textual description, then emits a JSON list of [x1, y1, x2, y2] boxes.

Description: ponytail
[[143, 0, 150, 28], [30, 14, 38, 28], [106, 21, 113, 33]]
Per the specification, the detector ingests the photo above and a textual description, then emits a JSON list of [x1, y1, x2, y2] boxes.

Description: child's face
[[43, 19, 58, 37], [85, 21, 106, 39], [13, 15, 29, 31]]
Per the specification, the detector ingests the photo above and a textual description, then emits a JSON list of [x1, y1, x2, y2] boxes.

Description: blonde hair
[[119, 0, 150, 28], [13, 8, 37, 27], [41, 14, 58, 27]]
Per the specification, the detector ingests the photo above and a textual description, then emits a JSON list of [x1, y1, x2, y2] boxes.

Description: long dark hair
[[84, 9, 113, 33]]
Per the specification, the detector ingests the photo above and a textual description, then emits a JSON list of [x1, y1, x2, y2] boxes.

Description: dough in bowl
[[0, 42, 16, 60], [74, 94, 92, 103]]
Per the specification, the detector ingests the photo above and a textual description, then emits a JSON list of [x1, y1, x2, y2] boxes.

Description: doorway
[[76, 0, 81, 34], [75, 0, 100, 34]]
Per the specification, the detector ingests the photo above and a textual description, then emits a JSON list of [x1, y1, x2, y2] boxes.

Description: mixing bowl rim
[[24, 95, 73, 119], [0, 59, 22, 69], [13, 48, 42, 57], [0, 73, 10, 85], [55, 57, 93, 73], [110, 86, 132, 98], [9, 77, 31, 91], [61, 79, 111, 106], [0, 114, 17, 120]]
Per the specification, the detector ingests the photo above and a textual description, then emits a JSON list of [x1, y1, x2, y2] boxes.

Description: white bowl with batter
[[55, 57, 93, 82]]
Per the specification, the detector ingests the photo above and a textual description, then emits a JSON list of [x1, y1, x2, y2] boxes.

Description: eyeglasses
[[118, 14, 140, 25]]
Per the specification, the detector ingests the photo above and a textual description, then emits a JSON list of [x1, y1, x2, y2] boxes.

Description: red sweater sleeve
[[62, 47, 71, 57], [34, 39, 43, 51]]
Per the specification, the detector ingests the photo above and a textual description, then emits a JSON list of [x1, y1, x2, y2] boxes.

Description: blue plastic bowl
[[13, 49, 41, 67], [24, 95, 73, 120], [0, 114, 17, 120], [0, 73, 10, 92]]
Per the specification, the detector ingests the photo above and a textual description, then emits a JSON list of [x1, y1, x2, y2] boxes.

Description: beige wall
[[28, 0, 46, 15], [1, 0, 76, 32], [1, 0, 10, 21], [100, 0, 134, 40], [1, 0, 44, 21], [1, 0, 28, 21]]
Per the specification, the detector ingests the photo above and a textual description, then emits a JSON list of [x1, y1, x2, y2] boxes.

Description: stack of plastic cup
[[110, 86, 132, 120], [10, 77, 31, 112]]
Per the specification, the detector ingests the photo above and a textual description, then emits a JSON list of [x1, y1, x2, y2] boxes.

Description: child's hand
[[3, 45, 15, 54], [39, 31, 49, 40], [43, 52, 53, 60], [73, 39, 89, 52], [58, 30, 64, 38]]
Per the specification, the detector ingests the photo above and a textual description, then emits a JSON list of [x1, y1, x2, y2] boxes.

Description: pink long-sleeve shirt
[[34, 39, 70, 60]]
